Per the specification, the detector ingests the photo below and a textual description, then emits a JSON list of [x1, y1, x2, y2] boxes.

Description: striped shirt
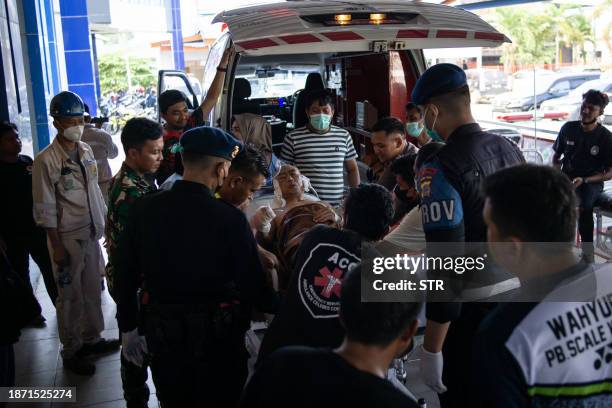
[[281, 126, 357, 204]]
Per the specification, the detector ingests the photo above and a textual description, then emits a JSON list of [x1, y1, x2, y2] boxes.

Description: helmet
[[49, 91, 85, 118]]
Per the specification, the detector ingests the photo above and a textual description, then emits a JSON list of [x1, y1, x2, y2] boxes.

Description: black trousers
[[119, 331, 150, 408], [438, 304, 491, 408], [110, 286, 150, 408], [576, 182, 605, 252], [143, 306, 249, 408], [0, 343, 14, 408], [4, 228, 57, 307]]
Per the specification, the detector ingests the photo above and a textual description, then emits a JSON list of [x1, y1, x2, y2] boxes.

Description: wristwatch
[[217, 66, 228, 72]]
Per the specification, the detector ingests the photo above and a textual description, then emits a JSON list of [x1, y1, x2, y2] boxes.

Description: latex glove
[[250, 205, 275, 233], [419, 345, 447, 394], [121, 329, 148, 367]]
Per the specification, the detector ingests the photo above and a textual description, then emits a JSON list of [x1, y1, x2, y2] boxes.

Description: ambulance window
[[236, 68, 321, 99]]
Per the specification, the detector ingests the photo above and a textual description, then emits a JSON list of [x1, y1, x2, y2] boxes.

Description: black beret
[[411, 64, 467, 105], [178, 126, 242, 161]]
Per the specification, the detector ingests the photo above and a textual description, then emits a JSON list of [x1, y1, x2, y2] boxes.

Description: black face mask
[[394, 184, 418, 205]]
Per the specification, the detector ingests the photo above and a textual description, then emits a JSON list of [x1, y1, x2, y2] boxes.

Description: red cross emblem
[[314, 267, 343, 299]]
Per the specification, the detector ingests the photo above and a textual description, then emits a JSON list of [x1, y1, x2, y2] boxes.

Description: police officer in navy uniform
[[552, 90, 612, 263], [115, 126, 278, 407], [411, 64, 525, 407]]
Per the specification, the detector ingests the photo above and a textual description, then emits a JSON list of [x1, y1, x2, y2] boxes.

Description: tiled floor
[[9, 262, 159, 408], [10, 259, 439, 408]]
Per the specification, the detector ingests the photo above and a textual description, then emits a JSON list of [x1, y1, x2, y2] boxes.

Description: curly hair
[[344, 183, 394, 241]]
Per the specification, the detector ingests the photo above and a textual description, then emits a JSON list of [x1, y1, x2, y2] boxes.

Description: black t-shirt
[[242, 346, 419, 408], [553, 121, 612, 179], [0, 155, 36, 234], [257, 225, 362, 363]]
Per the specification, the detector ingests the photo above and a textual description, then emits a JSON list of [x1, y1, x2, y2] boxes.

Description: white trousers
[[49, 237, 105, 358]]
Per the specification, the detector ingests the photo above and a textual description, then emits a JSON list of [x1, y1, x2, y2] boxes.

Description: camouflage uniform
[[105, 163, 154, 296], [105, 162, 154, 407]]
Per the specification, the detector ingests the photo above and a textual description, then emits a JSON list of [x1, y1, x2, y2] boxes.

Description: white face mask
[[62, 125, 84, 142]]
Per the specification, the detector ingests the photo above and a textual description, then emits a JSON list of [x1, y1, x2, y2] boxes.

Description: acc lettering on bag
[[298, 243, 360, 319]]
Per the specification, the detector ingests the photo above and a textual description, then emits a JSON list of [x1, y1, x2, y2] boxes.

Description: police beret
[[411, 64, 467, 105], [179, 126, 242, 161]]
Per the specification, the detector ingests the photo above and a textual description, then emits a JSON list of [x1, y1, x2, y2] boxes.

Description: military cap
[[178, 126, 242, 161], [411, 63, 467, 105]]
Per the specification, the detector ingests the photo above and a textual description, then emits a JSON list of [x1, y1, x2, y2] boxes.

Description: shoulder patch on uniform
[[417, 161, 463, 231]]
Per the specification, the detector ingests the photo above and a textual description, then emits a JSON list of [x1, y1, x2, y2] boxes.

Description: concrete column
[[43, 0, 61, 96], [19, 0, 54, 152], [59, 0, 97, 115]]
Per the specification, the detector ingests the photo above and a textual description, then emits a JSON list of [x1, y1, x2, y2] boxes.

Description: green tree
[[593, 0, 612, 54], [494, 4, 593, 68], [495, 7, 555, 67], [98, 54, 156, 94], [559, 13, 594, 64]]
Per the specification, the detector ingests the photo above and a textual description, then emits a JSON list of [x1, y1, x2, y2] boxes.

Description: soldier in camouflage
[[105, 118, 163, 408]]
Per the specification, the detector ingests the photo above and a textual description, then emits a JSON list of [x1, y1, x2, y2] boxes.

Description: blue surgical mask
[[309, 114, 332, 131], [427, 129, 443, 142], [423, 107, 439, 138], [406, 121, 424, 138]]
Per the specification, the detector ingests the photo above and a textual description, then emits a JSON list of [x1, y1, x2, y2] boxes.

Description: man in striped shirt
[[281, 90, 360, 205]]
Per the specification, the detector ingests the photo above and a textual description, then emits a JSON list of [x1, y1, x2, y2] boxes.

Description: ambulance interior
[[230, 50, 421, 167]]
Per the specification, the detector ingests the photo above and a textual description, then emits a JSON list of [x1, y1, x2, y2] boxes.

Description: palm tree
[[593, 0, 612, 53], [558, 14, 594, 64]]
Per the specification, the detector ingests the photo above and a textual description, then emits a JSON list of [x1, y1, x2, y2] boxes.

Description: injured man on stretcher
[[250, 164, 341, 291]]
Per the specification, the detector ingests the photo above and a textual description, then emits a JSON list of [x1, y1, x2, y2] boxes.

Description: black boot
[[63, 357, 95, 375]]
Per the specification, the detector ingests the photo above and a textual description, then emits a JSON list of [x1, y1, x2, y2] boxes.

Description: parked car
[[605, 103, 612, 125], [493, 72, 600, 112], [540, 78, 612, 121], [466, 69, 509, 103], [506, 68, 555, 92], [486, 128, 522, 145]]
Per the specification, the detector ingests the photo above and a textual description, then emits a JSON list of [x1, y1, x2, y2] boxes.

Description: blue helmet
[[50, 91, 85, 118]]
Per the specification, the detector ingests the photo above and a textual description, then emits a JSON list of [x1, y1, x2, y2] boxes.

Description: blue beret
[[178, 126, 242, 161], [411, 64, 467, 105]]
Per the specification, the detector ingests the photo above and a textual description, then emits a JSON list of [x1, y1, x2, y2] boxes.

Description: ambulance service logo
[[298, 243, 360, 319]]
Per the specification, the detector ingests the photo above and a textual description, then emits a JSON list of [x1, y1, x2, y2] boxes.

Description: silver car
[[540, 78, 612, 121]]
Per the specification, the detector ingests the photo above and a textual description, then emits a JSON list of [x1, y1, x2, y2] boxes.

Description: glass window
[[236, 68, 321, 99]]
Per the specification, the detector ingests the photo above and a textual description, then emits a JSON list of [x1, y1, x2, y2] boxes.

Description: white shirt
[[32, 137, 106, 240], [81, 125, 118, 183], [383, 206, 425, 252]]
